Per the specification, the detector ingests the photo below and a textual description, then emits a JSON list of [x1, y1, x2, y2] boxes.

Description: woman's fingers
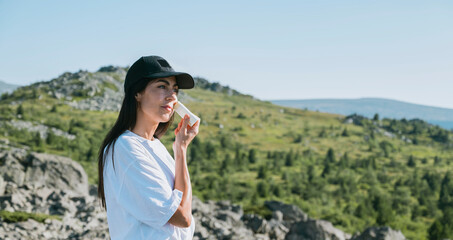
[[175, 115, 199, 148], [187, 120, 200, 134], [175, 117, 183, 134], [180, 114, 190, 131], [175, 115, 190, 135], [178, 120, 182, 131]]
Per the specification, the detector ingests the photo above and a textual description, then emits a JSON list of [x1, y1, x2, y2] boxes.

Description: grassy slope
[[0, 83, 452, 239], [180, 89, 452, 239]]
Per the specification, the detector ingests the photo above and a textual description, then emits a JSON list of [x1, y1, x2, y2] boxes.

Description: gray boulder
[[241, 213, 289, 240], [24, 152, 88, 196], [243, 214, 271, 234], [265, 200, 309, 222], [0, 174, 5, 195], [0, 148, 107, 240], [351, 226, 406, 240], [0, 151, 26, 186], [0, 149, 88, 197], [285, 219, 351, 240], [268, 218, 290, 240], [192, 196, 256, 240]]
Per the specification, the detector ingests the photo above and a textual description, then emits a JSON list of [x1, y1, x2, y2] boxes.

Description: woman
[[97, 55, 199, 239]]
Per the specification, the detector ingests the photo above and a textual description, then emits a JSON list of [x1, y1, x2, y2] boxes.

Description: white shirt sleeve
[[112, 137, 183, 228]]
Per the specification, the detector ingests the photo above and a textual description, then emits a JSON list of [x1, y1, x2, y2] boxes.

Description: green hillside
[[1, 69, 453, 239]]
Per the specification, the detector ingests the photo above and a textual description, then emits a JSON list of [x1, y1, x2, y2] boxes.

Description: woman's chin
[[159, 115, 172, 123]]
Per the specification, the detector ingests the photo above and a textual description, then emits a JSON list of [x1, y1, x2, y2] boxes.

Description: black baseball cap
[[124, 56, 194, 93]]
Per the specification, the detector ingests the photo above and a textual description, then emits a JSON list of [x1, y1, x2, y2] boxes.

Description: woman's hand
[[173, 114, 199, 151]]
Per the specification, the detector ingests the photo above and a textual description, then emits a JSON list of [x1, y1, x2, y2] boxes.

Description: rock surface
[[4, 120, 76, 141], [0, 147, 407, 239], [285, 219, 351, 240], [15, 68, 241, 113], [0, 147, 107, 239], [350, 226, 406, 240]]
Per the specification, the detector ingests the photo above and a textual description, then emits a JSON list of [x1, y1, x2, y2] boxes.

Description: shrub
[[0, 210, 61, 223]]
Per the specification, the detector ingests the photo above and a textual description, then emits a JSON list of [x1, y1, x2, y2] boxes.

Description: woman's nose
[[166, 90, 177, 101]]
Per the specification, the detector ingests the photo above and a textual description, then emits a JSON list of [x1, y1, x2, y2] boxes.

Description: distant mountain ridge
[[271, 98, 453, 130], [0, 80, 20, 95]]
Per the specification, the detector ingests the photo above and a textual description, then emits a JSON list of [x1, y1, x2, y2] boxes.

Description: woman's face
[[135, 76, 179, 124]]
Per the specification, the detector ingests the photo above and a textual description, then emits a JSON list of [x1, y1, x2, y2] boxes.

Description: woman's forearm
[[169, 147, 192, 227]]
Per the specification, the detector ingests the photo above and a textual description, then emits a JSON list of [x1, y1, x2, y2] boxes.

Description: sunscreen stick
[[173, 101, 200, 127]]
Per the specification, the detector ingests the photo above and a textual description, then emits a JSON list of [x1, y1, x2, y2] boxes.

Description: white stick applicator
[[173, 101, 200, 127]]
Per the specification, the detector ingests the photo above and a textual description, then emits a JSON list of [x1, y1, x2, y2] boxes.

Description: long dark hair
[[97, 78, 175, 210]]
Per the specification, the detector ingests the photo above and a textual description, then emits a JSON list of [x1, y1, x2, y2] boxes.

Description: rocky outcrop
[[25, 68, 126, 112], [351, 226, 406, 240], [192, 198, 256, 239], [286, 219, 351, 240], [4, 120, 75, 140], [10, 68, 240, 113], [0, 147, 407, 239], [50, 67, 197, 112], [193, 77, 242, 96], [0, 147, 107, 239], [63, 70, 125, 112], [265, 200, 309, 223]]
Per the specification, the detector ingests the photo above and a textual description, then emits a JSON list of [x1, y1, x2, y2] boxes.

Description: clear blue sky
[[1, 1, 452, 108]]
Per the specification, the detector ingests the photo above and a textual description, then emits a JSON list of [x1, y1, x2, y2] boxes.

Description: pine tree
[[338, 152, 349, 168], [17, 104, 24, 116], [257, 181, 269, 197], [248, 148, 257, 164], [318, 127, 327, 138], [321, 162, 331, 178], [308, 165, 315, 183], [354, 197, 375, 219], [206, 141, 217, 160], [189, 146, 199, 162], [293, 134, 303, 143], [234, 147, 242, 166], [257, 165, 268, 179], [374, 195, 394, 225], [407, 155, 416, 167], [33, 132, 42, 148], [341, 128, 350, 137], [220, 154, 232, 176], [428, 207, 453, 239], [439, 172, 453, 211], [285, 151, 294, 166], [273, 184, 282, 197], [428, 219, 443, 240], [326, 148, 336, 163], [220, 135, 232, 148], [373, 113, 380, 121], [267, 151, 273, 159], [192, 136, 201, 147], [370, 130, 375, 140], [50, 105, 57, 113], [86, 147, 95, 162], [46, 131, 56, 145], [434, 156, 442, 165]]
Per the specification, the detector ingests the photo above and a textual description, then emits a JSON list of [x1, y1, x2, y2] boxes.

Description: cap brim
[[145, 72, 194, 89]]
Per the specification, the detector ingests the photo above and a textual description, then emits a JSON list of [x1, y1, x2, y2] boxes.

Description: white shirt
[[103, 130, 195, 240]]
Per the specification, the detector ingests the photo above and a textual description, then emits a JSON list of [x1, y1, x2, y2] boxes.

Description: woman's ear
[[135, 93, 142, 102]]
